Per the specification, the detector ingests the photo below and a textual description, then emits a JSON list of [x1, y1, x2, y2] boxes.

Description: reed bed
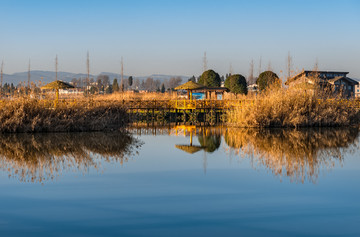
[[94, 91, 179, 101], [0, 98, 128, 132], [226, 86, 360, 127]]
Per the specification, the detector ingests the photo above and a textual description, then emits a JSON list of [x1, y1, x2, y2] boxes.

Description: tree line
[[69, 75, 183, 94], [191, 69, 280, 95]]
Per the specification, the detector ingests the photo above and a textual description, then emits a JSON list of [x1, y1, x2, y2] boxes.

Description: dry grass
[[224, 127, 359, 183], [0, 97, 128, 132], [94, 91, 179, 101], [226, 86, 360, 127]]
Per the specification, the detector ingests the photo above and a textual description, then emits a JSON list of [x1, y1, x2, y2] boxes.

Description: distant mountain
[[100, 72, 189, 83], [2, 71, 189, 85]]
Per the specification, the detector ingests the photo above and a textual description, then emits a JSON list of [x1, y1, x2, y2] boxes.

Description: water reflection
[[0, 132, 141, 183], [225, 127, 359, 183], [130, 125, 359, 183]]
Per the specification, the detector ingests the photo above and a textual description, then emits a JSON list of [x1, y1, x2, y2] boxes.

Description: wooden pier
[[122, 99, 247, 124]]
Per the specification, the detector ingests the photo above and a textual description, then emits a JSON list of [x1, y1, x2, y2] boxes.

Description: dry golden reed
[[226, 86, 360, 127], [0, 98, 128, 132]]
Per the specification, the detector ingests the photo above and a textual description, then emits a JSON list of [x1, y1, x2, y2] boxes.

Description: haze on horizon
[[0, 0, 359, 79]]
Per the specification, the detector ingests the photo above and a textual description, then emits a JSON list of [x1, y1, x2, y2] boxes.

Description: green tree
[[198, 134, 221, 153], [160, 83, 165, 93], [188, 76, 196, 82], [198, 69, 221, 87], [128, 76, 133, 88], [226, 74, 248, 95], [112, 78, 119, 92], [105, 84, 113, 94], [89, 86, 97, 94], [256, 71, 280, 91]]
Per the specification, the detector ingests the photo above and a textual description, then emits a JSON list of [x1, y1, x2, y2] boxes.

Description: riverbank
[[0, 98, 128, 132]]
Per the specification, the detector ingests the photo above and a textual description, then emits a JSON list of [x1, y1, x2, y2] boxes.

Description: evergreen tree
[[112, 78, 119, 92], [256, 71, 280, 91], [105, 85, 113, 94], [128, 76, 133, 88], [198, 69, 221, 87], [161, 83, 165, 93], [188, 76, 196, 82], [225, 74, 248, 95], [229, 74, 248, 95]]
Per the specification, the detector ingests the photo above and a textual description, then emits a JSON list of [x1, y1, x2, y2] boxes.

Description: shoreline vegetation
[[0, 98, 128, 132], [226, 86, 360, 128], [1, 85, 360, 132]]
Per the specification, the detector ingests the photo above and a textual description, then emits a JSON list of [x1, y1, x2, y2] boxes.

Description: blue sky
[[0, 0, 359, 79]]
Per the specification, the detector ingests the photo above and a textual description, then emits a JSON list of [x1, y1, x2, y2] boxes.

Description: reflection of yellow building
[[174, 125, 204, 154]]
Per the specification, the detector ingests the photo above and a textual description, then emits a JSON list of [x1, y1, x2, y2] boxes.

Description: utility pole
[[87, 51, 90, 93], [229, 63, 233, 75], [203, 52, 207, 72], [249, 59, 254, 84], [1, 61, 3, 98], [258, 56, 262, 76], [55, 55, 58, 81], [120, 57, 124, 92], [28, 59, 31, 95], [28, 59, 31, 89], [286, 51, 293, 80]]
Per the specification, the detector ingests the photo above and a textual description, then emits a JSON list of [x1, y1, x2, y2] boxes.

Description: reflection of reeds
[[0, 132, 141, 183], [224, 127, 359, 183]]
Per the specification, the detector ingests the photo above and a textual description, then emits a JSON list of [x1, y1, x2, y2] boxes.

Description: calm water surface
[[0, 126, 359, 237]]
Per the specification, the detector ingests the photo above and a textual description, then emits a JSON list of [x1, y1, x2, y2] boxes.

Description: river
[[0, 125, 359, 236]]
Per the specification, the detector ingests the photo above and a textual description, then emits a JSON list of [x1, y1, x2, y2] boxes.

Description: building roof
[[41, 80, 75, 90], [285, 70, 350, 85], [327, 76, 359, 85], [193, 87, 229, 92], [175, 144, 204, 154], [174, 81, 206, 90]]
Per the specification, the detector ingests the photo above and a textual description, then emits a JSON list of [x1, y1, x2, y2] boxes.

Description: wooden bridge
[[120, 99, 249, 110]]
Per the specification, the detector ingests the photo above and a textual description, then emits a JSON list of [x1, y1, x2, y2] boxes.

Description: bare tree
[[168, 77, 182, 89]]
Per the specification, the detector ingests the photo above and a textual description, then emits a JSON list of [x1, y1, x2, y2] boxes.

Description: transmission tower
[[203, 52, 208, 72]]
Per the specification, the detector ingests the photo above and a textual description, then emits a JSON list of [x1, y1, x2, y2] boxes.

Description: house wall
[[355, 84, 360, 98]]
